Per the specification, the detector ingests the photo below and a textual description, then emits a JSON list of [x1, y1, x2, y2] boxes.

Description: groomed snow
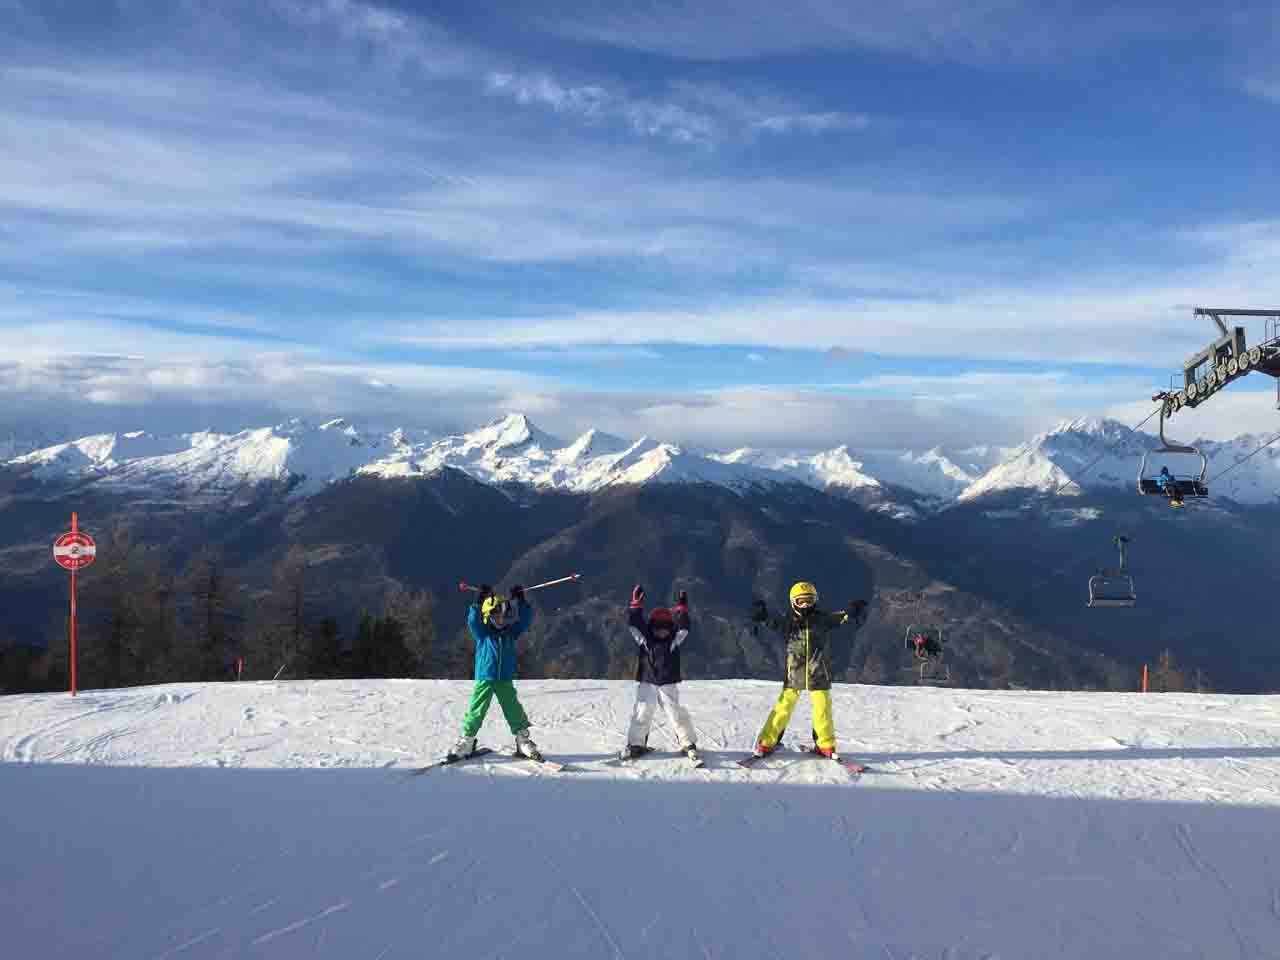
[[3, 679, 1280, 958]]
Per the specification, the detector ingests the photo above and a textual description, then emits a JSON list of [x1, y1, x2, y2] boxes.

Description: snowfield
[[3, 679, 1280, 959]]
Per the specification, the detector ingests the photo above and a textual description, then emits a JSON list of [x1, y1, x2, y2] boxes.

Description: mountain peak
[[1046, 416, 1131, 438]]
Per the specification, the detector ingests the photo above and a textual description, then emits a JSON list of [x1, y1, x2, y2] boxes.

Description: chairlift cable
[[1052, 403, 1163, 495], [1206, 429, 1280, 484]]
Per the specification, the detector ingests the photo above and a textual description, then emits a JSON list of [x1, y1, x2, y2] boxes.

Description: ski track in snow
[[3, 679, 1280, 958]]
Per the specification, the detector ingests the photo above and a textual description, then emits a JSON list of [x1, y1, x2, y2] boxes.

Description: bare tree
[[383, 583, 438, 676]]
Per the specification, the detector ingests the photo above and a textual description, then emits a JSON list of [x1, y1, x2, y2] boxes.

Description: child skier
[[447, 583, 542, 761], [750, 581, 867, 758], [622, 585, 700, 764]]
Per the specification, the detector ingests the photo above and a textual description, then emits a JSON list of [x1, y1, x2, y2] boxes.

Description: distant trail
[[251, 900, 351, 946]]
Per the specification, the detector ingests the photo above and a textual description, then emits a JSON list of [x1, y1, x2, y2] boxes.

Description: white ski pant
[[626, 682, 697, 749]]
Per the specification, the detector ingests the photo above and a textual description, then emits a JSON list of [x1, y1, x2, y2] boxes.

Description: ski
[[611, 745, 655, 766], [411, 747, 494, 775], [510, 751, 568, 772], [797, 745, 868, 775]]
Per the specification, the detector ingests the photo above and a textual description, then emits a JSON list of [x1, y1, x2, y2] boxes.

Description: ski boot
[[515, 729, 543, 761], [752, 740, 776, 759], [447, 735, 477, 761]]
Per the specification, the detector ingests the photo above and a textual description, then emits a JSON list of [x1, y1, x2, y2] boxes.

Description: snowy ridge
[[7, 412, 1280, 506], [2, 679, 1280, 959], [10, 418, 393, 496], [959, 416, 1280, 504]]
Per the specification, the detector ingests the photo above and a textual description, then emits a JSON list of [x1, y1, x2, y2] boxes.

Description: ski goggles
[[792, 594, 817, 609]]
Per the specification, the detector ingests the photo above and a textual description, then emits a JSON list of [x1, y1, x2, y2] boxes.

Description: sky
[[3, 0, 1280, 451]]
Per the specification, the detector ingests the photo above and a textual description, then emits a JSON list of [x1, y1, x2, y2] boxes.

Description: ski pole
[[524, 573, 581, 592], [458, 574, 581, 594]]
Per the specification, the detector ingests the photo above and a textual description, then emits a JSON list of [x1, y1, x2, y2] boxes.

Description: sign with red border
[[53, 531, 97, 571]]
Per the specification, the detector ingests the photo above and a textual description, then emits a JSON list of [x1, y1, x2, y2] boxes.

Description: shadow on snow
[[2, 761, 1279, 960]]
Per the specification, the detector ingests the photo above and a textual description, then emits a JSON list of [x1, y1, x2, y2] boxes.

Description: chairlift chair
[[903, 624, 949, 684], [1137, 399, 1208, 503], [1087, 535, 1136, 608]]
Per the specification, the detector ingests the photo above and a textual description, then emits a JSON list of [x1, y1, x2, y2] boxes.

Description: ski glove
[[674, 590, 689, 609], [631, 584, 645, 607], [510, 584, 525, 602], [750, 598, 768, 623]]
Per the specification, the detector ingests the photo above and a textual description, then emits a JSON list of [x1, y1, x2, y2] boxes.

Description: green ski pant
[[460, 680, 530, 737]]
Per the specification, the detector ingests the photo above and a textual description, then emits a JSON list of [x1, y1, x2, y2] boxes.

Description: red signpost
[[53, 513, 96, 696]]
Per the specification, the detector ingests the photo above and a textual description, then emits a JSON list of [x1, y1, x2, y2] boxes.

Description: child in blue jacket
[[448, 584, 541, 760]]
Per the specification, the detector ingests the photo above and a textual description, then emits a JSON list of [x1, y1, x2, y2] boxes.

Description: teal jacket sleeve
[[466, 602, 484, 641], [511, 598, 534, 637]]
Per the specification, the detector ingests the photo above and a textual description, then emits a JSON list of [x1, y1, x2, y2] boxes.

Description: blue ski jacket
[[467, 599, 534, 681]]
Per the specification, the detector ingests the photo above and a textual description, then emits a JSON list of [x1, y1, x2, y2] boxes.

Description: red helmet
[[648, 607, 674, 631]]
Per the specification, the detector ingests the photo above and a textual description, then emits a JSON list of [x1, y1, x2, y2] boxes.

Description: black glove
[[674, 590, 689, 608], [631, 584, 645, 606], [510, 584, 525, 602], [476, 583, 493, 604], [750, 598, 768, 623]]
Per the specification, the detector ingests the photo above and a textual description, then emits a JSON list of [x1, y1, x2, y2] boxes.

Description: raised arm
[[627, 584, 647, 646], [672, 591, 690, 649], [466, 602, 484, 641], [827, 599, 868, 631], [507, 584, 534, 637], [751, 598, 790, 635]]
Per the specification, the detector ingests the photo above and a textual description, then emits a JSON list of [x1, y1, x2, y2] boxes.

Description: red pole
[[70, 511, 78, 697], [1141, 663, 1148, 694]]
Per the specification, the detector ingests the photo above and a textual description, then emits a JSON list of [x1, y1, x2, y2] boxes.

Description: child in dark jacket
[[622, 585, 700, 764], [751, 580, 868, 758]]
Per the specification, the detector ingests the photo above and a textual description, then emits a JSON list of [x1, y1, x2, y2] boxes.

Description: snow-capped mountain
[[958, 417, 1156, 501], [9, 418, 399, 496], [957, 416, 1280, 505], [361, 415, 776, 492], [6, 412, 1280, 508]]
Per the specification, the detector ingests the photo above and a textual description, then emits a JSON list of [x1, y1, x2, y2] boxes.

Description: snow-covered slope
[[711, 445, 883, 492], [959, 416, 1280, 504], [3, 679, 1279, 959], [7, 412, 1280, 507], [9, 418, 393, 495]]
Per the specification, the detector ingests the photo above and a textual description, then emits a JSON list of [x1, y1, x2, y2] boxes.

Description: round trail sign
[[53, 531, 97, 571]]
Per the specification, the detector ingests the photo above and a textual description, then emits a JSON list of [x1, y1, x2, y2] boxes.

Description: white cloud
[[270, 0, 470, 74], [486, 70, 717, 145], [526, 0, 1162, 64], [752, 112, 870, 134]]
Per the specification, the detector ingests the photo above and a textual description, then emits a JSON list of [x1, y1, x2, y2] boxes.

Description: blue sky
[[3, 0, 1280, 450]]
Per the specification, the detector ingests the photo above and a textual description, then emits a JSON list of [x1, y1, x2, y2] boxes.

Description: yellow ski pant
[[757, 687, 835, 750]]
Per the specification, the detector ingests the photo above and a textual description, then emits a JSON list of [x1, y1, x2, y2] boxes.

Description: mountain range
[[7, 412, 1279, 510], [4, 412, 1280, 694]]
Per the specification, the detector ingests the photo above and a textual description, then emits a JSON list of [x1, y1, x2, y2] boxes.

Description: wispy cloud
[[271, 0, 471, 74], [524, 0, 1161, 64], [751, 112, 870, 135], [486, 70, 717, 144]]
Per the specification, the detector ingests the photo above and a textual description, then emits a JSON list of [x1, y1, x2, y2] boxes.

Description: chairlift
[[903, 623, 949, 684], [1087, 535, 1136, 609], [1137, 398, 1208, 504]]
